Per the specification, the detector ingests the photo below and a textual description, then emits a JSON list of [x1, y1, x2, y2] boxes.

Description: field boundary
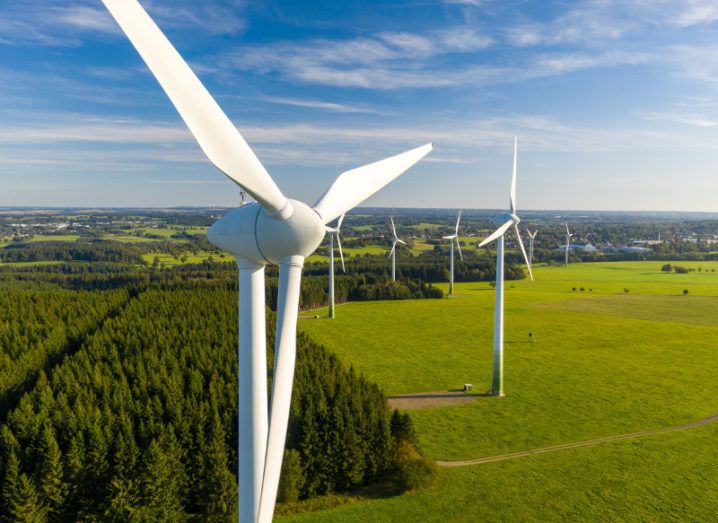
[[437, 410, 718, 467]]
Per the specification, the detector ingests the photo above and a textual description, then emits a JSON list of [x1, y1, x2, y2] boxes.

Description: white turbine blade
[[510, 137, 518, 214], [565, 223, 570, 235], [442, 234, 457, 240], [397, 239, 407, 245], [455, 210, 462, 234], [259, 256, 303, 523], [479, 220, 513, 247], [390, 216, 398, 239], [455, 237, 463, 262], [514, 224, 534, 281], [336, 232, 345, 272], [313, 143, 433, 224], [337, 213, 345, 231], [101, 0, 289, 216], [388, 241, 396, 258]]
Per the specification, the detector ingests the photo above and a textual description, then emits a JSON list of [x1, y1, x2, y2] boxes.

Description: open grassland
[[293, 261, 718, 520], [281, 421, 718, 522]]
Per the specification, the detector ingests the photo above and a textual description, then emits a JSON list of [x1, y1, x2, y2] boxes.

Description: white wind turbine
[[527, 228, 538, 267], [564, 223, 573, 266], [326, 214, 345, 319], [442, 211, 463, 295], [100, 2, 433, 522], [388, 217, 406, 282], [478, 138, 532, 397]]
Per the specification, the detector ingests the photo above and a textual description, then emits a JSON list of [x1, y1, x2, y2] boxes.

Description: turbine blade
[[510, 137, 517, 214], [442, 234, 456, 240], [101, 0, 289, 216], [336, 233, 345, 273], [455, 210, 462, 234], [391, 216, 398, 240], [258, 256, 304, 522], [313, 143, 433, 224], [565, 223, 570, 235], [479, 219, 513, 247], [388, 241, 396, 258], [456, 237, 463, 262], [397, 239, 407, 245], [337, 213, 345, 231], [514, 224, 534, 281]]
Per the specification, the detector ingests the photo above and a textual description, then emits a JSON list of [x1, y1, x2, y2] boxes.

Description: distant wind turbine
[[564, 223, 573, 266], [388, 217, 406, 282], [527, 228, 538, 267], [326, 214, 345, 319], [479, 138, 533, 397], [442, 211, 463, 295]]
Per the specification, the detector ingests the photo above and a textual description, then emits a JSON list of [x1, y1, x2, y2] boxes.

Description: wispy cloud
[[260, 95, 386, 114]]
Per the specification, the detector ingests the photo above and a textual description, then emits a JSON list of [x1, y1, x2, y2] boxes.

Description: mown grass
[[280, 421, 718, 521], [291, 261, 718, 520]]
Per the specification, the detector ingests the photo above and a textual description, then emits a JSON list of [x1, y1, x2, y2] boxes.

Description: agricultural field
[[287, 261, 718, 520], [140, 250, 234, 266]]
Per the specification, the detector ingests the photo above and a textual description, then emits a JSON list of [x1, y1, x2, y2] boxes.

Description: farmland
[[287, 261, 718, 520]]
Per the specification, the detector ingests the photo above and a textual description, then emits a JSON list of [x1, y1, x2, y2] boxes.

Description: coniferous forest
[[0, 263, 427, 521]]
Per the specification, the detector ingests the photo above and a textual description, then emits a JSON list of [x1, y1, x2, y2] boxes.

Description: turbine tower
[[100, 2, 433, 522], [564, 223, 573, 266], [527, 228, 538, 267], [442, 211, 463, 295], [326, 215, 346, 319], [478, 138, 532, 397], [388, 217, 406, 282]]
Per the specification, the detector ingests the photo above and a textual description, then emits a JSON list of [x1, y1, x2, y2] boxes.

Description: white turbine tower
[[478, 138, 532, 397], [388, 217, 406, 282], [527, 228, 538, 267], [100, 2, 433, 522], [564, 223, 573, 266], [442, 211, 463, 295], [326, 215, 345, 319]]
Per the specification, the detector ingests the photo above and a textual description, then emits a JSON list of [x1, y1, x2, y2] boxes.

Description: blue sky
[[1, 0, 718, 211]]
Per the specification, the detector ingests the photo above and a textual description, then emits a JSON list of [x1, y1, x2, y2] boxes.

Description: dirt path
[[437, 411, 718, 468], [388, 391, 477, 410]]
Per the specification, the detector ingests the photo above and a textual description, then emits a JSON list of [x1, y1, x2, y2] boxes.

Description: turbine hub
[[490, 212, 520, 227], [208, 199, 325, 266]]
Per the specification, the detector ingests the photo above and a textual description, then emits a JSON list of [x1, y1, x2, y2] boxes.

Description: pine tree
[[202, 415, 236, 520], [138, 440, 183, 520], [8, 473, 46, 522], [2, 451, 21, 520], [36, 424, 67, 519]]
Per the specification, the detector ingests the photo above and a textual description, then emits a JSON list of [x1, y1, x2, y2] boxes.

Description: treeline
[[0, 277, 424, 520], [0, 242, 143, 264]]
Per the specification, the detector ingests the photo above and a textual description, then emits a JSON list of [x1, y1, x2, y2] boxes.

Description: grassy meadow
[[286, 261, 718, 520]]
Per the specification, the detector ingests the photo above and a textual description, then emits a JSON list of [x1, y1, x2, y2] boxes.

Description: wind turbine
[[526, 228, 538, 267], [100, 2, 433, 522], [564, 223, 573, 266], [326, 215, 345, 319], [478, 138, 532, 397], [388, 217, 406, 282], [442, 211, 463, 295]]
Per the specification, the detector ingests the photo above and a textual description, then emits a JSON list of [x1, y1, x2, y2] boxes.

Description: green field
[[285, 261, 718, 520], [140, 250, 234, 266]]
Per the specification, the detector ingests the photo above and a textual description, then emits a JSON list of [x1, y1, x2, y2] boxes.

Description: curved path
[[437, 411, 718, 468]]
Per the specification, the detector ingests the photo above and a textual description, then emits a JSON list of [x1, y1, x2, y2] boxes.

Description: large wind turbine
[[478, 138, 532, 397], [564, 223, 573, 266], [442, 211, 463, 295], [326, 215, 345, 319], [100, 2, 433, 522], [527, 228, 538, 267], [388, 217, 406, 282]]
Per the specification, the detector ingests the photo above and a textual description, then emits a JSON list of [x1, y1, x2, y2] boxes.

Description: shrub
[[396, 442, 437, 491], [277, 449, 304, 503]]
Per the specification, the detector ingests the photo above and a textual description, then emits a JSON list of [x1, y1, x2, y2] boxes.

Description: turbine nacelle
[[491, 212, 520, 227], [208, 199, 325, 266]]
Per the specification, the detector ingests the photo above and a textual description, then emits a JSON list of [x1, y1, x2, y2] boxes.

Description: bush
[[396, 442, 437, 490], [278, 449, 304, 503]]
